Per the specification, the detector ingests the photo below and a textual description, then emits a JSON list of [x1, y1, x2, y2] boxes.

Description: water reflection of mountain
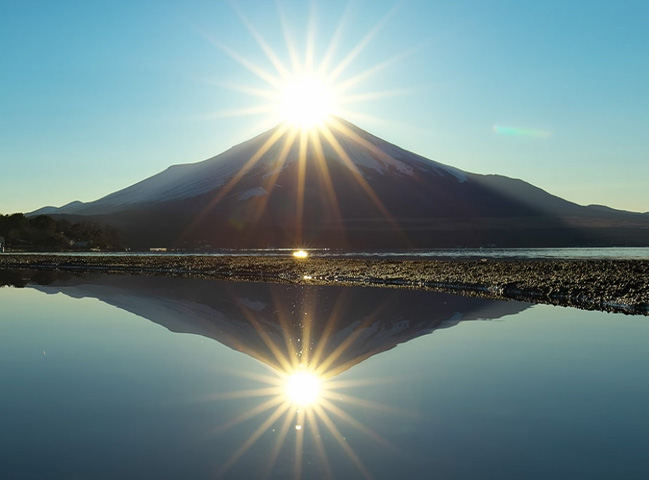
[[13, 271, 531, 376]]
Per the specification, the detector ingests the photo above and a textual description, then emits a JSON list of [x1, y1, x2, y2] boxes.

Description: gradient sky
[[1, 0, 648, 215]]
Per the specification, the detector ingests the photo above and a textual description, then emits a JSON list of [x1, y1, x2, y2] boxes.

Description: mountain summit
[[34, 117, 649, 248]]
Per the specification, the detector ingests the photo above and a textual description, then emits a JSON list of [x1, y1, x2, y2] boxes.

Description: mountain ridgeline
[[32, 118, 649, 249]]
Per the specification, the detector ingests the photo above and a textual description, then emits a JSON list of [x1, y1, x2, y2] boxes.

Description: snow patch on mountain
[[238, 187, 268, 201], [329, 118, 468, 183], [237, 298, 267, 311]]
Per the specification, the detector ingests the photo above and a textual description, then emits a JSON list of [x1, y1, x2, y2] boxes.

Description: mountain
[[6, 270, 530, 377], [33, 117, 649, 248]]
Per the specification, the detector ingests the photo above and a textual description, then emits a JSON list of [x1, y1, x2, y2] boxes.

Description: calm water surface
[[9, 246, 649, 259], [1, 272, 648, 479]]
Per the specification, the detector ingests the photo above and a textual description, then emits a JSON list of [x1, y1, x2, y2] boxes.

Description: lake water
[[9, 246, 649, 260], [1, 272, 648, 479]]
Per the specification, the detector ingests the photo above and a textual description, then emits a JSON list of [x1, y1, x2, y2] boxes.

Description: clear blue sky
[[2, 0, 648, 214]]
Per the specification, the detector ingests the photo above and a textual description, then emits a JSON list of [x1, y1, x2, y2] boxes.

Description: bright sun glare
[[201, 5, 411, 477], [279, 74, 336, 128], [292, 249, 309, 258], [285, 372, 322, 406], [210, 2, 412, 136]]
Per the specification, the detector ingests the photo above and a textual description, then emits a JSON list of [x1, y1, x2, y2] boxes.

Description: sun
[[278, 74, 336, 129], [207, 3, 411, 136], [190, 3, 413, 243]]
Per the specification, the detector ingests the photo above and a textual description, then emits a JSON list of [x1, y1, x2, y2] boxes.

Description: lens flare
[[292, 249, 309, 259], [493, 124, 551, 138]]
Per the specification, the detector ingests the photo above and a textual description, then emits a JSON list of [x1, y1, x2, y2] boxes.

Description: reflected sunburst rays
[[262, 407, 296, 480], [305, 408, 334, 480], [214, 395, 286, 434], [297, 297, 315, 369], [268, 286, 305, 370], [216, 401, 292, 478], [326, 390, 417, 420], [312, 309, 378, 378], [308, 289, 349, 371], [205, 288, 403, 479], [238, 301, 296, 373], [320, 397, 399, 454], [294, 407, 306, 479], [313, 404, 373, 480]]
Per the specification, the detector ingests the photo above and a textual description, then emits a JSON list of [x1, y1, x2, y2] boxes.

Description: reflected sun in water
[[210, 358, 399, 479], [203, 285, 409, 479], [285, 371, 321, 407]]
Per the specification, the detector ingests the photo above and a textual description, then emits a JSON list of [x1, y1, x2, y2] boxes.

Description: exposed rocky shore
[[1, 254, 648, 315]]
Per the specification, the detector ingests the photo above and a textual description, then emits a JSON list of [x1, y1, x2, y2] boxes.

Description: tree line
[[0, 213, 122, 251]]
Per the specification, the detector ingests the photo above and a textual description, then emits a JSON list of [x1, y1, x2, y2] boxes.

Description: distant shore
[[1, 253, 648, 315]]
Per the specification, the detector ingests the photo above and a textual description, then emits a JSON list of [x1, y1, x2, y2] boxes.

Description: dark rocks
[[1, 254, 648, 315]]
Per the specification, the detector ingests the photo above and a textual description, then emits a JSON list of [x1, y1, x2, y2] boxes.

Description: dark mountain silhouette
[[32, 117, 649, 249]]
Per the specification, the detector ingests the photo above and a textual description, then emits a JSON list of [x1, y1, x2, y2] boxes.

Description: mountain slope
[[34, 117, 649, 248]]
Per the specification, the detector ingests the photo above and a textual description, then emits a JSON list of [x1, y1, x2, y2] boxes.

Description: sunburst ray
[[320, 398, 398, 453], [293, 407, 306, 480], [316, 3, 354, 77], [323, 391, 414, 418], [230, 3, 292, 80], [313, 404, 373, 480], [214, 395, 285, 434], [295, 127, 309, 243], [262, 407, 296, 480], [326, 3, 400, 84], [306, 408, 334, 480], [244, 127, 299, 229], [335, 42, 425, 93], [276, 1, 301, 73], [216, 42, 284, 89], [308, 127, 344, 229], [319, 120, 396, 224], [217, 402, 292, 477]]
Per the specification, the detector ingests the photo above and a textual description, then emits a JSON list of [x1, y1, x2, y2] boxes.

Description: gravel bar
[[2, 254, 648, 315]]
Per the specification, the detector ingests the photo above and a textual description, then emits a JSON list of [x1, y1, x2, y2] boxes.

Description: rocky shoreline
[[1, 253, 648, 315]]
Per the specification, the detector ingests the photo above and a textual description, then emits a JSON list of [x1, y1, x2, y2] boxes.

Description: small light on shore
[[303, 275, 312, 280], [293, 250, 309, 259]]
